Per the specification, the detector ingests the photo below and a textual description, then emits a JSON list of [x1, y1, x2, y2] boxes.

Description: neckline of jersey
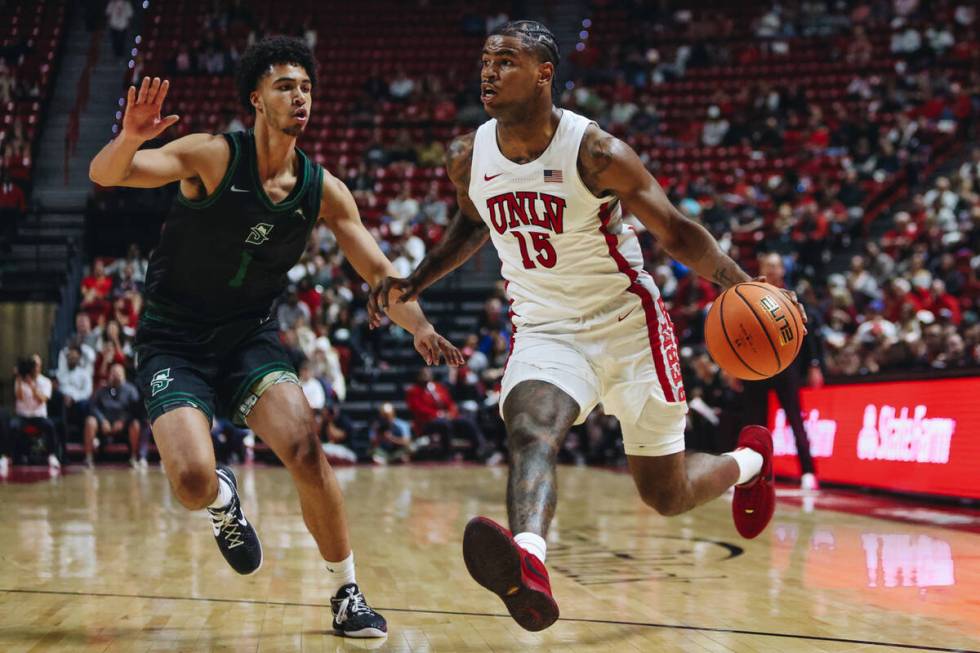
[[247, 129, 309, 212], [491, 109, 566, 170]]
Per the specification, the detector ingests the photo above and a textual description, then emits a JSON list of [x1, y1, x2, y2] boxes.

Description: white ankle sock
[[514, 532, 547, 563], [326, 551, 357, 596], [723, 448, 764, 485], [208, 475, 234, 510]]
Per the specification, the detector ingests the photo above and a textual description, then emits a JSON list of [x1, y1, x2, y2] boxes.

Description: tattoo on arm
[[712, 265, 741, 289], [578, 126, 616, 196], [407, 132, 488, 289]]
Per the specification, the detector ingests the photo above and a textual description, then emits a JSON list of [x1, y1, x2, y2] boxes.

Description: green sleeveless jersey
[[143, 130, 324, 324]]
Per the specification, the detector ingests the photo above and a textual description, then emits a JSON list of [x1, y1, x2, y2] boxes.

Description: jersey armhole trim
[[176, 133, 240, 209], [309, 164, 325, 223]]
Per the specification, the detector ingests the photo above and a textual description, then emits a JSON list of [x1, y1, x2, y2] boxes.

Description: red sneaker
[[462, 516, 559, 632], [731, 425, 775, 539]]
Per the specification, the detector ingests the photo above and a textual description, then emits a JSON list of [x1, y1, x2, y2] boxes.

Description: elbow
[[88, 163, 108, 186]]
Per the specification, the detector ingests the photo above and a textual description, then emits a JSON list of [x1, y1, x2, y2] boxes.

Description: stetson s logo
[[759, 295, 794, 345]]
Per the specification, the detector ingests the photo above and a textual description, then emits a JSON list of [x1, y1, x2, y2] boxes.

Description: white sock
[[723, 448, 764, 485], [514, 532, 547, 563], [208, 475, 234, 510], [326, 551, 357, 596]]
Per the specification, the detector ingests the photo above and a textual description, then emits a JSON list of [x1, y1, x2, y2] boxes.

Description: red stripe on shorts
[[597, 202, 678, 402]]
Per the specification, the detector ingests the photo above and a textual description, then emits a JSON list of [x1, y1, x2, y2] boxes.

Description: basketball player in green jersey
[[89, 36, 462, 638]]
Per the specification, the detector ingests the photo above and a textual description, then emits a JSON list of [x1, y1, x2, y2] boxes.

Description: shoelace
[[335, 588, 371, 622], [209, 506, 245, 549]]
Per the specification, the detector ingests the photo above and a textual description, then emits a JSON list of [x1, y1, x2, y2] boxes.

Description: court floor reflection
[[1, 464, 979, 652]]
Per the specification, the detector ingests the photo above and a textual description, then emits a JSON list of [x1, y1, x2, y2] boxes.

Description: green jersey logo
[[246, 222, 274, 245], [150, 368, 174, 396]]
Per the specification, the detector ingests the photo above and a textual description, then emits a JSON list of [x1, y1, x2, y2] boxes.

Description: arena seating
[[0, 0, 67, 189]]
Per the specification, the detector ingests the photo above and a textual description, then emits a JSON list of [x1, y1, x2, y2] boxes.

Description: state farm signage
[[769, 377, 980, 499]]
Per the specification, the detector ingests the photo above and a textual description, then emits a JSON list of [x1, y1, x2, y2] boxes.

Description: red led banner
[[768, 376, 980, 499]]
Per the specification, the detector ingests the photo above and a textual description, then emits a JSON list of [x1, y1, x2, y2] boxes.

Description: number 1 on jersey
[[229, 250, 253, 288], [513, 231, 557, 269]]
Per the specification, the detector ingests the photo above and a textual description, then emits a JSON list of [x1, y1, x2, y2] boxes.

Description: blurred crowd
[[5, 0, 979, 474]]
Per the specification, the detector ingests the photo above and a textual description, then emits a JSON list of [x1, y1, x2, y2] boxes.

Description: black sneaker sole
[[462, 517, 559, 632]]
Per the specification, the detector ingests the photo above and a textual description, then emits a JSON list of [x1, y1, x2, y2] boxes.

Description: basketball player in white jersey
[[369, 21, 806, 631]]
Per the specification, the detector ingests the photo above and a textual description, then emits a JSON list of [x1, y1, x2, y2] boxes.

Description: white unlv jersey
[[469, 109, 664, 328]]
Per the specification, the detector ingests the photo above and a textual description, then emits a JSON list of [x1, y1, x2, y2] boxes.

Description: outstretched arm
[[578, 125, 807, 325], [89, 76, 226, 194], [367, 132, 489, 324], [578, 124, 750, 290], [320, 173, 464, 367]]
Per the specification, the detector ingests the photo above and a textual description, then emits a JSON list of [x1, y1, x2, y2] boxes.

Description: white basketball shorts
[[500, 293, 688, 457]]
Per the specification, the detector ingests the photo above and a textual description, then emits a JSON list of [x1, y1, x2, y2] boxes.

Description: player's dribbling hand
[[367, 275, 423, 329], [753, 276, 808, 335], [121, 77, 180, 142], [413, 325, 465, 367]]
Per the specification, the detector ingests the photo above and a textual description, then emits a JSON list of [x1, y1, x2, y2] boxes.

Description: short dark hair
[[16, 356, 34, 377], [237, 35, 317, 114], [490, 20, 560, 91]]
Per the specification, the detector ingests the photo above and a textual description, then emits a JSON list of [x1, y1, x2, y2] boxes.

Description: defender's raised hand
[[122, 77, 180, 142]]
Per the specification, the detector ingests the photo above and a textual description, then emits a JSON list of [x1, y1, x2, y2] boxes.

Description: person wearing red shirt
[[405, 367, 484, 459]]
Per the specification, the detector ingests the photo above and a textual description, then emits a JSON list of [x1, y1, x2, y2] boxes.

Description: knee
[[281, 421, 323, 476], [171, 464, 217, 510], [507, 421, 558, 457], [637, 484, 688, 517]]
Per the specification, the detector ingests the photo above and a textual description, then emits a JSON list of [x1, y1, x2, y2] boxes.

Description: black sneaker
[[207, 465, 262, 575], [330, 583, 387, 638]]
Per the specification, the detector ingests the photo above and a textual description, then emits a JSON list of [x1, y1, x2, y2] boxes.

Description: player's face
[[480, 35, 552, 118], [252, 63, 312, 137]]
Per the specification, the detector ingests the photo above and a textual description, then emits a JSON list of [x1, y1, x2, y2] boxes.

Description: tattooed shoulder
[[578, 124, 618, 195], [446, 131, 476, 187]]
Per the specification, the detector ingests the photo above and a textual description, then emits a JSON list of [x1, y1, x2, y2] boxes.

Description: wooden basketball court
[[1, 464, 978, 652]]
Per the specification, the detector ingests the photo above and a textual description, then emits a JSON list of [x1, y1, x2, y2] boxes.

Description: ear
[[250, 90, 262, 114], [538, 61, 555, 89]]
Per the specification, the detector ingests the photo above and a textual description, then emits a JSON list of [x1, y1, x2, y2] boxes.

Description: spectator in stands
[[106, 0, 134, 60], [388, 130, 418, 166], [386, 182, 420, 227], [420, 181, 449, 225], [93, 334, 127, 391], [81, 259, 113, 323], [416, 135, 446, 168], [13, 354, 61, 472], [388, 67, 416, 102], [321, 396, 358, 464], [277, 287, 311, 331], [84, 362, 144, 468], [741, 254, 823, 490], [0, 60, 14, 104], [405, 368, 485, 460], [701, 105, 730, 147], [370, 402, 412, 464], [0, 168, 25, 242], [57, 345, 94, 445]]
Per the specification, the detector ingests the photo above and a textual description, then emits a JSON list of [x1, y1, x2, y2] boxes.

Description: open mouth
[[481, 86, 497, 102], [293, 108, 308, 121]]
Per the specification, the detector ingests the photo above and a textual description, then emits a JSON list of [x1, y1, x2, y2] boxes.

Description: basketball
[[704, 282, 804, 380]]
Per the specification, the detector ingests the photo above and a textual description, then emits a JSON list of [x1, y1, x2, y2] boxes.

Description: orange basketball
[[704, 282, 804, 380]]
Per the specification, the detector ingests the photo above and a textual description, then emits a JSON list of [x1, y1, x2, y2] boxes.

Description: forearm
[[669, 220, 750, 290], [89, 132, 142, 186], [408, 212, 488, 292]]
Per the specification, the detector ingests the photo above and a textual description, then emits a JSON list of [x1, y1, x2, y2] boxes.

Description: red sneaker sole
[[462, 517, 559, 632]]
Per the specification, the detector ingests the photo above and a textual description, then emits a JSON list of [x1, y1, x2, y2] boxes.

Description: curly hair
[[237, 35, 317, 114]]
